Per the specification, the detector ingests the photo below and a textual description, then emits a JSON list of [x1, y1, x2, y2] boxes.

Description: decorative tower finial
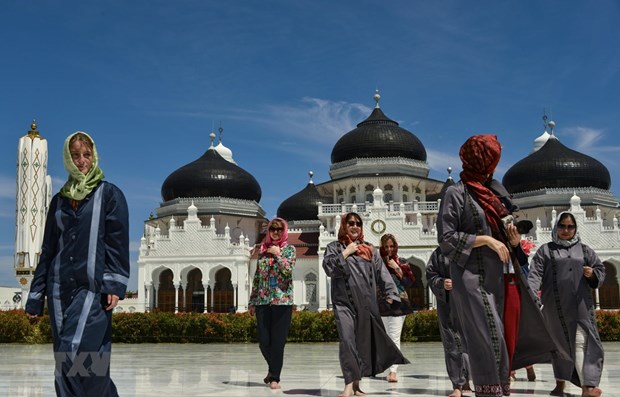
[[548, 120, 556, 136], [218, 121, 224, 143], [27, 119, 40, 138], [209, 125, 216, 148], [373, 89, 381, 108], [542, 111, 548, 130], [308, 171, 314, 184], [447, 166, 453, 180]]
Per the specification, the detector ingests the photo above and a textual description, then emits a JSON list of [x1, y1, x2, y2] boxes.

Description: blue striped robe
[[26, 181, 129, 397]]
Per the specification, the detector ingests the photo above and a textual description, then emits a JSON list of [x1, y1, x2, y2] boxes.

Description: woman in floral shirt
[[248, 217, 296, 390]]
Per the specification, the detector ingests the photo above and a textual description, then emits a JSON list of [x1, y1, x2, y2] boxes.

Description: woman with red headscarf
[[249, 217, 296, 390], [437, 135, 560, 397], [323, 212, 409, 397]]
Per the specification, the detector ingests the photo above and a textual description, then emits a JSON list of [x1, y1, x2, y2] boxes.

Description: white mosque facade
[[5, 94, 620, 313], [127, 93, 620, 314]]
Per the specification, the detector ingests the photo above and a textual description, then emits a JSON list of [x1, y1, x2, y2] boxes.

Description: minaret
[[15, 120, 52, 305]]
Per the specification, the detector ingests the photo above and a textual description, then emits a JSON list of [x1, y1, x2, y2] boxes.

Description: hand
[[248, 305, 255, 316], [387, 259, 403, 275], [444, 278, 452, 291], [106, 294, 119, 311], [583, 266, 594, 279], [506, 223, 521, 248], [343, 242, 358, 258], [487, 236, 510, 263], [386, 298, 393, 305], [267, 245, 281, 256]]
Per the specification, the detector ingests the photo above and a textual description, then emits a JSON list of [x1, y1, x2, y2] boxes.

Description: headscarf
[[259, 217, 289, 254], [379, 234, 416, 282], [552, 211, 580, 248], [60, 131, 105, 201], [337, 212, 373, 261], [459, 134, 509, 239]]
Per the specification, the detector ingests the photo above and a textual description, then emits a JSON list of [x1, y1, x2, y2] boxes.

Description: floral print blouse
[[249, 243, 296, 306]]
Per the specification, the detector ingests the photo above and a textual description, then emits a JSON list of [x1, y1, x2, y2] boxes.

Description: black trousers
[[255, 305, 293, 383]]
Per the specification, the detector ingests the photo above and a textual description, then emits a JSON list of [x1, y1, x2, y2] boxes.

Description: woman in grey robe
[[323, 212, 409, 397], [528, 211, 605, 397], [426, 247, 472, 397], [438, 134, 559, 397]]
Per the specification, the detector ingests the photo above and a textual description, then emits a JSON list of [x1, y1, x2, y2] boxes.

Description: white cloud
[[562, 127, 605, 152], [426, 149, 461, 178]]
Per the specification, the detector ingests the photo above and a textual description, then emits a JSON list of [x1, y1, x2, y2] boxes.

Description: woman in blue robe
[[26, 131, 129, 397]]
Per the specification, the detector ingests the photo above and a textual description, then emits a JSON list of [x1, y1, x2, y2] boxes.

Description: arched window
[[304, 273, 317, 305]]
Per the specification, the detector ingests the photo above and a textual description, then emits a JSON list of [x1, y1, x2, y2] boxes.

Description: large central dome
[[330, 93, 427, 164], [161, 147, 261, 203]]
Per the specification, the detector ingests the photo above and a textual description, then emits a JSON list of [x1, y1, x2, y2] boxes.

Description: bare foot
[[449, 388, 462, 397], [387, 371, 398, 382], [263, 372, 271, 384], [582, 386, 602, 397], [339, 383, 353, 397], [269, 381, 281, 390], [353, 380, 366, 396]]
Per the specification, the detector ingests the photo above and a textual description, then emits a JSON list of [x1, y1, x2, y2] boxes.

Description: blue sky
[[1, 1, 619, 290]]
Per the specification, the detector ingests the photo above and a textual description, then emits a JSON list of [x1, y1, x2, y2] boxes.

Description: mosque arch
[[157, 268, 176, 312], [599, 260, 619, 309], [402, 256, 428, 309], [302, 271, 319, 310], [208, 267, 234, 313], [183, 267, 205, 313]]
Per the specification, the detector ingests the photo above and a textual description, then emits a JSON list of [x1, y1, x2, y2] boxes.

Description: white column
[[203, 283, 209, 313], [174, 282, 180, 314]]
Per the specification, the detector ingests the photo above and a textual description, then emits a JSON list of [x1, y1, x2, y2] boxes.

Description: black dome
[[277, 181, 324, 221], [330, 106, 427, 164], [502, 136, 611, 194], [161, 149, 262, 202]]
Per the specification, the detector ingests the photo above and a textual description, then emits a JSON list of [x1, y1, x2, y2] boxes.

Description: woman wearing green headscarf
[[26, 131, 129, 397]]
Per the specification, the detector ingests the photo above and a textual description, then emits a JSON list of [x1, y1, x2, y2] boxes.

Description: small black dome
[[277, 180, 324, 221], [330, 106, 427, 164], [427, 175, 455, 201], [161, 149, 262, 202], [503, 136, 611, 193]]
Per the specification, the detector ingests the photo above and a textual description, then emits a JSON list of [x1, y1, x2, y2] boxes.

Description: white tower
[[14, 121, 52, 305]]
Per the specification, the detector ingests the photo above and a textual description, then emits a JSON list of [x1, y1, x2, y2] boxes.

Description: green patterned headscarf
[[59, 131, 105, 201]]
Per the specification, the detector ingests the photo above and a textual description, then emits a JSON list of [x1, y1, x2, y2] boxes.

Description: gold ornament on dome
[[19, 277, 28, 285]]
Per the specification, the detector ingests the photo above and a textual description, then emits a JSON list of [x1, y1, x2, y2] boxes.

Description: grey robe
[[438, 182, 563, 396], [323, 241, 409, 384], [426, 248, 470, 389], [528, 242, 605, 387]]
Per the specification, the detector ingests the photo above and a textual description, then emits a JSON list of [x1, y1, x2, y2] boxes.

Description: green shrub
[[597, 310, 620, 341], [3, 308, 620, 344]]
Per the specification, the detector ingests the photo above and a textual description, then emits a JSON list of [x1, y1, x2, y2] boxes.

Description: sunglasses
[[557, 224, 576, 230], [269, 227, 284, 232], [347, 221, 362, 227]]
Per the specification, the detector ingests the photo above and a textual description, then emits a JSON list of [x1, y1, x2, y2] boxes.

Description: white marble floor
[[1, 342, 618, 396]]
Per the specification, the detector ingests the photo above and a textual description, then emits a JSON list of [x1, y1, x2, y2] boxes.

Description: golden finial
[[27, 119, 41, 139]]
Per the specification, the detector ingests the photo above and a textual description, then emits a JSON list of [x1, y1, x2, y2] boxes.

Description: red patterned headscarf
[[459, 134, 509, 238], [337, 213, 374, 261], [379, 234, 416, 282], [260, 217, 289, 254]]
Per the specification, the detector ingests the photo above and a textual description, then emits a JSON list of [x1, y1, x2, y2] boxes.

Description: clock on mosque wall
[[370, 219, 386, 234]]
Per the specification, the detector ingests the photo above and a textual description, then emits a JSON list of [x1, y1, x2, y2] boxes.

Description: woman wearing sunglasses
[[528, 212, 605, 397], [248, 217, 296, 390], [323, 212, 409, 397]]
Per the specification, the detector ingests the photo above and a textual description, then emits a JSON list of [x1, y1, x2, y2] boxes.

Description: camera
[[502, 215, 533, 234]]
